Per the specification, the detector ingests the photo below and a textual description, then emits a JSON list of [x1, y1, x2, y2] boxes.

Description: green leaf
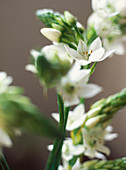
[[0, 93, 62, 139]]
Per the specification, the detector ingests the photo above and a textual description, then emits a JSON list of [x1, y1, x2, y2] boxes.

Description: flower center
[[82, 50, 93, 60]]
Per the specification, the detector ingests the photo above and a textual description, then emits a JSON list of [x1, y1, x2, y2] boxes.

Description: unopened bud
[[87, 107, 101, 118], [64, 11, 77, 25], [52, 23, 64, 32], [85, 116, 100, 128], [40, 28, 62, 42]]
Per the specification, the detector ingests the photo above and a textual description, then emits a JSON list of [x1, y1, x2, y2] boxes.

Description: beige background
[[1, 0, 126, 169]]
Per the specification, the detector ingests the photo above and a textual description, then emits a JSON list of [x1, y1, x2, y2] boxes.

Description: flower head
[[82, 125, 118, 159], [56, 62, 102, 106], [65, 37, 115, 66]]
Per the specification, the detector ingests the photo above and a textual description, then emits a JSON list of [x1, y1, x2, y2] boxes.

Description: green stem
[[45, 94, 70, 170], [0, 152, 10, 170]]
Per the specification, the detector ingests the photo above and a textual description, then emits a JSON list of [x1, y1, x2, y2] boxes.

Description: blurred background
[[0, 0, 126, 169]]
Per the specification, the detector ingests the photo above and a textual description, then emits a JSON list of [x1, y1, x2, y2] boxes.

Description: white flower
[[52, 104, 87, 131], [103, 37, 125, 55], [56, 63, 102, 106], [82, 125, 118, 159], [65, 37, 115, 66], [0, 128, 12, 149], [48, 138, 84, 161], [0, 72, 13, 94], [91, 0, 119, 17], [26, 44, 73, 72], [40, 28, 62, 42]]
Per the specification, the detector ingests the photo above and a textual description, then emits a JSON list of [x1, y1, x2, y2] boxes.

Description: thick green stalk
[[0, 152, 10, 170], [45, 94, 70, 170]]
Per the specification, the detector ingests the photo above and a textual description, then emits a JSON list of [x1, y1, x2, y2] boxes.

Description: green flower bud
[[64, 11, 77, 25]]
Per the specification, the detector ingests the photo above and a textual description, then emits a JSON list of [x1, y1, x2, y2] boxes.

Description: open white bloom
[[58, 158, 81, 170], [48, 138, 84, 161], [0, 128, 12, 149], [65, 37, 115, 66], [0, 72, 13, 94], [52, 104, 87, 131], [56, 63, 102, 106], [82, 125, 118, 159]]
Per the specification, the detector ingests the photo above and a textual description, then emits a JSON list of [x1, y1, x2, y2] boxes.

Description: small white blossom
[[52, 104, 87, 131], [48, 138, 84, 161], [56, 63, 102, 106], [0, 72, 13, 94], [65, 37, 115, 66], [82, 125, 118, 159]]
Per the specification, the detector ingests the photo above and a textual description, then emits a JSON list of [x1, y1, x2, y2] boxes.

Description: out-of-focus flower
[[0, 72, 13, 94], [26, 44, 73, 88], [65, 37, 114, 66], [82, 125, 118, 159], [56, 63, 102, 106], [52, 104, 87, 131]]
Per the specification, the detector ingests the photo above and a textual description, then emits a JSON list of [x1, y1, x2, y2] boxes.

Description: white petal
[[78, 84, 102, 98], [77, 59, 91, 66], [51, 113, 60, 122], [89, 47, 105, 62], [30, 49, 41, 60], [47, 144, 53, 151], [77, 39, 88, 57], [0, 128, 12, 148], [65, 45, 84, 60], [89, 37, 102, 51], [96, 145, 110, 156], [66, 115, 87, 131], [95, 151, 107, 160], [98, 50, 115, 61], [25, 64, 37, 73], [64, 96, 80, 107], [73, 104, 85, 115], [104, 133, 118, 141]]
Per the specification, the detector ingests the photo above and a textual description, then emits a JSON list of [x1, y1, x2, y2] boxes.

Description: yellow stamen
[[83, 51, 85, 55]]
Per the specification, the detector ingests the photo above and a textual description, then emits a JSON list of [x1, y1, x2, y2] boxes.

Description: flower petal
[[77, 39, 88, 57], [89, 47, 105, 62], [51, 113, 60, 122], [89, 37, 102, 51], [65, 45, 84, 60], [78, 84, 102, 98], [98, 50, 115, 61]]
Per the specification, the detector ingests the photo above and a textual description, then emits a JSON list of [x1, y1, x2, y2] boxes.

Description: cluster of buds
[[36, 9, 84, 48], [81, 157, 126, 170]]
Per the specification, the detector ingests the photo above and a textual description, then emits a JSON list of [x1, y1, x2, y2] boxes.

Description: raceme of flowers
[[1, 1, 126, 170]]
